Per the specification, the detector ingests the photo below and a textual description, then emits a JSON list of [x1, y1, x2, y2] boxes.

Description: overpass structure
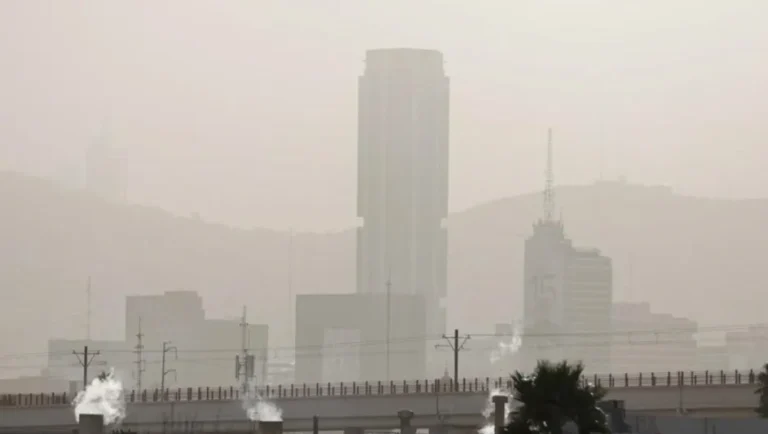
[[0, 371, 761, 432]]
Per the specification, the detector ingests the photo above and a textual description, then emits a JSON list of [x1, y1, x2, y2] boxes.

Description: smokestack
[[259, 420, 283, 434], [78, 414, 104, 434], [397, 410, 415, 434], [492, 395, 508, 434]]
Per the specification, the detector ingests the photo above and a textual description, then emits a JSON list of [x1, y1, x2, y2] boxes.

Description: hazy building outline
[[355, 48, 450, 338]]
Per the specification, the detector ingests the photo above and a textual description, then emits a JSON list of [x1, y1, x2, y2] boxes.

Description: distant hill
[[1, 172, 766, 376]]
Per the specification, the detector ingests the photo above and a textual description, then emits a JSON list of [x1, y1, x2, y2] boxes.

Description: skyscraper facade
[[356, 48, 450, 336]]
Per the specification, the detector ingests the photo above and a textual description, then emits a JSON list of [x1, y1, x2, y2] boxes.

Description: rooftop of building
[[364, 48, 444, 72]]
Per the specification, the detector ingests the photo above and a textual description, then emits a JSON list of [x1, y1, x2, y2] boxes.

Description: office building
[[356, 48, 450, 337], [611, 302, 697, 373], [124, 291, 268, 389], [294, 293, 427, 383], [522, 131, 613, 373]]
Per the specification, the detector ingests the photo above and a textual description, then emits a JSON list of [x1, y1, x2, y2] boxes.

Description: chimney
[[492, 395, 508, 434], [78, 414, 104, 434], [259, 420, 283, 434], [397, 410, 415, 434]]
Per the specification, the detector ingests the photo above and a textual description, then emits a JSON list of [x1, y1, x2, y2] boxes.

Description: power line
[[8, 333, 768, 373], [2, 322, 768, 361]]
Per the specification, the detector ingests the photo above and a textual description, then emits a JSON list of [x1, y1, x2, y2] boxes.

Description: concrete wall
[[0, 384, 761, 431]]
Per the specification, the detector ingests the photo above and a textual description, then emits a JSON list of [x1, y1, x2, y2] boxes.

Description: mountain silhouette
[[1, 171, 766, 378]]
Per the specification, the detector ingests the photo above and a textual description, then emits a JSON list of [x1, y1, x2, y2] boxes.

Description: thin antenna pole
[[288, 229, 294, 347], [240, 306, 249, 393], [628, 254, 634, 302], [544, 128, 555, 221], [86, 276, 92, 341], [385, 269, 392, 382]]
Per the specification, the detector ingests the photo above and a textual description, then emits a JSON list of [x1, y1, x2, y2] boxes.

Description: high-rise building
[[356, 48, 450, 337], [522, 131, 613, 373]]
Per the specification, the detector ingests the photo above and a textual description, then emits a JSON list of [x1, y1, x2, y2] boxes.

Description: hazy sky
[[1, 1, 766, 231]]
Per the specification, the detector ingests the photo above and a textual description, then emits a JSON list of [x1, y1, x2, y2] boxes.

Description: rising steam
[[478, 388, 513, 434], [242, 389, 283, 422], [489, 325, 522, 364], [72, 368, 126, 425]]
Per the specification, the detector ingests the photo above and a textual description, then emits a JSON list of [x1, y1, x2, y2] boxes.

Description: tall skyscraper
[[522, 131, 613, 373], [356, 48, 450, 336]]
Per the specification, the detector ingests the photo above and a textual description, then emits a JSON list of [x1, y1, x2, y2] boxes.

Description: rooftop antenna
[[288, 228, 294, 347], [86, 276, 92, 341], [543, 128, 555, 221]]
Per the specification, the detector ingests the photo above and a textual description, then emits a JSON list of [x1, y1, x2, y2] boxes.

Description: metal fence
[[0, 368, 760, 407]]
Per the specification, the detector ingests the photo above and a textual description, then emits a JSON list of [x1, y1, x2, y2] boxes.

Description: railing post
[[638, 373, 643, 387], [651, 373, 656, 386], [624, 373, 628, 387]]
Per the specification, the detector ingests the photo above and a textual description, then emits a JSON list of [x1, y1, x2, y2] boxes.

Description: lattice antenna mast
[[543, 128, 555, 221], [134, 317, 145, 391]]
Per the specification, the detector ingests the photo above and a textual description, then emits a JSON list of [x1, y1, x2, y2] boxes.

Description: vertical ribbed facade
[[356, 48, 449, 335]]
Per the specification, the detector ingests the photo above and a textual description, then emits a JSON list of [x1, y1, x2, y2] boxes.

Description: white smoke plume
[[489, 326, 522, 364], [72, 368, 126, 425], [242, 390, 283, 422], [478, 388, 513, 434]]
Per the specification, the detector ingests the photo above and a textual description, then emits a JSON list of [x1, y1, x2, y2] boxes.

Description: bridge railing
[[0, 369, 759, 408]]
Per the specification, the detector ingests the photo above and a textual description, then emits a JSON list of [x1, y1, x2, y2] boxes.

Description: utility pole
[[73, 345, 100, 390], [385, 270, 392, 382], [436, 329, 470, 390], [160, 341, 177, 398], [134, 317, 145, 391]]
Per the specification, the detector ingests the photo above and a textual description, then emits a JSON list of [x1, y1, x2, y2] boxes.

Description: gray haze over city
[[1, 0, 768, 393]]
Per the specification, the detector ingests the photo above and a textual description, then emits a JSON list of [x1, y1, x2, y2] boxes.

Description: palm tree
[[755, 363, 768, 417], [507, 360, 609, 434]]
